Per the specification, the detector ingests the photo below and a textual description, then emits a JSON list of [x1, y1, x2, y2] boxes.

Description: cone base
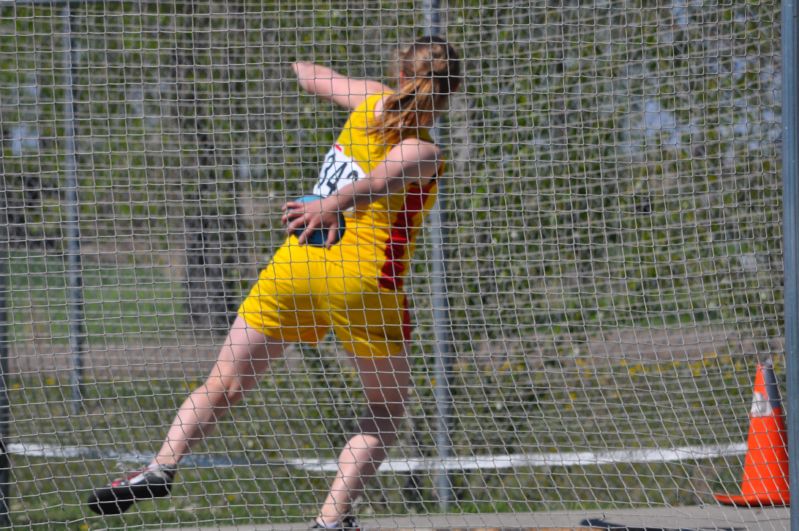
[[714, 492, 790, 507]]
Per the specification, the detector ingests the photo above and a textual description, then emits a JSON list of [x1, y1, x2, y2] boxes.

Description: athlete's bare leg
[[152, 315, 284, 466], [316, 346, 412, 525]]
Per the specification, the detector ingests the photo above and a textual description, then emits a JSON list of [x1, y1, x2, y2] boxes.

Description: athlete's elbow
[[410, 157, 442, 184], [383, 175, 409, 194], [397, 141, 442, 180]]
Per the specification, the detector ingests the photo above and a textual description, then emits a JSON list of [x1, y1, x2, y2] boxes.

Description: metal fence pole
[[0, 150, 12, 527], [62, 4, 86, 413], [423, 0, 455, 511], [782, 0, 799, 527]]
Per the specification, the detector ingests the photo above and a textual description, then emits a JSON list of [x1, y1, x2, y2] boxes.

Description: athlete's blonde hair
[[372, 35, 462, 143]]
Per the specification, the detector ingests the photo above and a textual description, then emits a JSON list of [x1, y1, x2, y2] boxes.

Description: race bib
[[312, 144, 367, 198]]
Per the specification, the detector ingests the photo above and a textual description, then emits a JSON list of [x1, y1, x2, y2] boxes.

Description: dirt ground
[[8, 323, 780, 380]]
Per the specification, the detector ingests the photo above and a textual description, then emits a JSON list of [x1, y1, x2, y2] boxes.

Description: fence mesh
[[0, 0, 787, 528]]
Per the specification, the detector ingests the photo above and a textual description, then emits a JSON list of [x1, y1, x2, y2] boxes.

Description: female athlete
[[88, 35, 461, 530]]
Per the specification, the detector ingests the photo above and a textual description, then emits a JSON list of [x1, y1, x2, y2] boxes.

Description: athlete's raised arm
[[292, 62, 390, 109]]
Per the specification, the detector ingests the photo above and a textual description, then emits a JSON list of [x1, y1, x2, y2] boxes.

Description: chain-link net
[[0, 0, 787, 528]]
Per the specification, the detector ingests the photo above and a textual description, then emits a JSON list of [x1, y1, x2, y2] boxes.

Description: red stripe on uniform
[[379, 182, 435, 291]]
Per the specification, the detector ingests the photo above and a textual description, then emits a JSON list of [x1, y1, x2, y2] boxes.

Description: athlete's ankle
[[146, 462, 178, 475], [314, 516, 342, 528]]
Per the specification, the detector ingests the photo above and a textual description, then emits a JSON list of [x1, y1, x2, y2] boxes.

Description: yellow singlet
[[238, 93, 441, 357]]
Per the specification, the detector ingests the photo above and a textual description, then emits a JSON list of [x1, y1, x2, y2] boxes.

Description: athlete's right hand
[[281, 197, 342, 248]]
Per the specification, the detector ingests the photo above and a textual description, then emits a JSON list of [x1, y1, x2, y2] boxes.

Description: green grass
[[9, 456, 745, 529], [8, 251, 188, 343], [3, 250, 767, 527], [4, 354, 759, 528]]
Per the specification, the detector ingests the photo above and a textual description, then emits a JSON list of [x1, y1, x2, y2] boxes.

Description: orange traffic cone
[[714, 360, 790, 507]]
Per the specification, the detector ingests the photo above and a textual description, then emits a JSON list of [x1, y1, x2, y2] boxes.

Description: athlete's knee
[[358, 400, 407, 442], [364, 386, 409, 417]]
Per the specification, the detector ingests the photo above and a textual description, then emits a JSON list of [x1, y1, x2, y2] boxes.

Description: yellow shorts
[[238, 236, 411, 358]]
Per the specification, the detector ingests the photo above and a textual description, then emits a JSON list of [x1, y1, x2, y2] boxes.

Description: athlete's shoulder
[[347, 91, 394, 128], [344, 85, 393, 111], [354, 90, 394, 113]]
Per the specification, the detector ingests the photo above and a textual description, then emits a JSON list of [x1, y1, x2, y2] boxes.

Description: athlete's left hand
[[281, 197, 342, 248]]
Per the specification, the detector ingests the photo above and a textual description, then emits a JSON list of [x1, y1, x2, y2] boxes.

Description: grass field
[[7, 251, 189, 344], [5, 246, 766, 528], [4, 352, 759, 529]]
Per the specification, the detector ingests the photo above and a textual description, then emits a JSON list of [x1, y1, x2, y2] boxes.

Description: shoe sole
[[87, 484, 171, 515]]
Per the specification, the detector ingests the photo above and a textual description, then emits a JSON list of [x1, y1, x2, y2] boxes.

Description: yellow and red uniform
[[238, 93, 441, 357]]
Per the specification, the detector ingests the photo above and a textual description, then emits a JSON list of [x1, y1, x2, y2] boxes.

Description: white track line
[[6, 442, 747, 472]]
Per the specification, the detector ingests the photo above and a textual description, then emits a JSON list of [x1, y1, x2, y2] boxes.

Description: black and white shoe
[[87, 465, 176, 515], [310, 515, 360, 531]]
